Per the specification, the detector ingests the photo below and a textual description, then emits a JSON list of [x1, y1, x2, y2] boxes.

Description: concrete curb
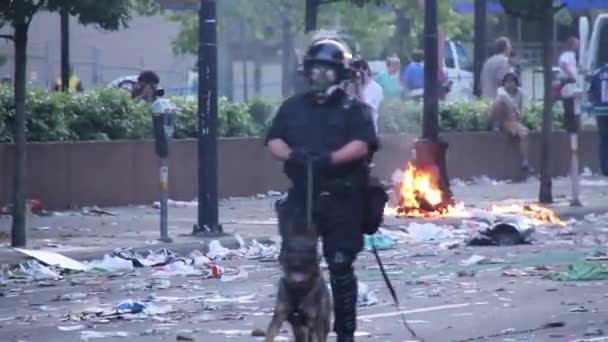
[[0, 234, 276, 267]]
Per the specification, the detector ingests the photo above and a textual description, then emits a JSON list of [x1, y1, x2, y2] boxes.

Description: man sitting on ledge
[[489, 71, 530, 181]]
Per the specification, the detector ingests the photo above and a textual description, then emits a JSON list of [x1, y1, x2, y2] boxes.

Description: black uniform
[[266, 87, 377, 338]]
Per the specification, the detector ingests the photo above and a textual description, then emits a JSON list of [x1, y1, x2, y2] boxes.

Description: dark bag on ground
[[362, 176, 389, 235]]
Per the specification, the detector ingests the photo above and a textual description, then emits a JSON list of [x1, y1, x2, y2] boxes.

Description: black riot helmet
[[303, 38, 353, 82]]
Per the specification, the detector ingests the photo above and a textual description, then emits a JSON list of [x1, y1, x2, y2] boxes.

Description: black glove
[[310, 152, 332, 171], [287, 148, 312, 166]]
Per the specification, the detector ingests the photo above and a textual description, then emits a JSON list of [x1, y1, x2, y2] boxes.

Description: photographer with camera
[[351, 59, 384, 132], [108, 70, 164, 102]]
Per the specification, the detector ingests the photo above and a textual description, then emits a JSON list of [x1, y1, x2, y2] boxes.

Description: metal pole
[[195, 0, 222, 235], [570, 133, 581, 206], [473, 0, 487, 97], [159, 158, 172, 242], [60, 8, 70, 92], [422, 0, 439, 140]]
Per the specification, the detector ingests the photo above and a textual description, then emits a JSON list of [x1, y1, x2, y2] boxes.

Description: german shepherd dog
[[265, 199, 331, 342]]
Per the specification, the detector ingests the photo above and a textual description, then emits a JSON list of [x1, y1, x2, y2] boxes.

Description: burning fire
[[387, 162, 566, 226], [397, 162, 463, 217], [490, 204, 566, 226]]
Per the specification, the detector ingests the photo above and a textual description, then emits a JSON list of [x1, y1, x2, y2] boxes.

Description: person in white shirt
[[558, 36, 581, 134], [351, 59, 384, 132]]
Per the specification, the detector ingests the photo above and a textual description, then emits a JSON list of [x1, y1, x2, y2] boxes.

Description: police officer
[[265, 36, 378, 342]]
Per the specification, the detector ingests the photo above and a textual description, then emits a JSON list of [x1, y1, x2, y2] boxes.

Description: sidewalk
[[0, 175, 606, 265]]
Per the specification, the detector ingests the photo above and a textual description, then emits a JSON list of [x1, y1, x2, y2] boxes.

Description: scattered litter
[[80, 206, 116, 216], [112, 248, 179, 268], [364, 233, 396, 250], [221, 267, 249, 282], [19, 260, 61, 281], [405, 222, 453, 242], [54, 293, 88, 301], [502, 269, 529, 277], [569, 306, 589, 313], [461, 255, 508, 266], [267, 190, 282, 197], [586, 250, 608, 261], [115, 300, 146, 314], [208, 329, 254, 337], [467, 219, 534, 246], [357, 282, 378, 307], [581, 179, 608, 186], [87, 255, 134, 273], [251, 328, 265, 337], [582, 167, 593, 177], [176, 335, 195, 341], [584, 327, 604, 336], [33, 226, 51, 231], [14, 248, 87, 271], [457, 270, 476, 277], [58, 324, 86, 332], [80, 331, 129, 340], [377, 227, 410, 243], [207, 240, 231, 260], [472, 175, 504, 186], [552, 262, 608, 281], [153, 199, 197, 209], [205, 293, 256, 303], [153, 261, 201, 277]]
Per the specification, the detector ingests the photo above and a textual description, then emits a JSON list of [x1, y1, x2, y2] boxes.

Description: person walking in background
[[558, 36, 581, 133], [481, 37, 512, 99], [489, 72, 530, 180], [374, 55, 402, 98], [54, 65, 83, 93], [402, 49, 424, 99]]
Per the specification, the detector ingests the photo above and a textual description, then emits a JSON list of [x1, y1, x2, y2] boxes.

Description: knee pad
[[327, 251, 354, 275]]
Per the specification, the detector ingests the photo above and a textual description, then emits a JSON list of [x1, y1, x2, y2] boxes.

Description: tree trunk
[[60, 8, 70, 92], [240, 22, 248, 102], [11, 0, 28, 247], [539, 4, 554, 204], [305, 0, 318, 33], [253, 45, 262, 96], [281, 16, 294, 97], [473, 0, 487, 97]]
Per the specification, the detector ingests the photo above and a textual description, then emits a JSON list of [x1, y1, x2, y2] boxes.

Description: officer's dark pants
[[278, 186, 365, 339], [597, 115, 608, 176]]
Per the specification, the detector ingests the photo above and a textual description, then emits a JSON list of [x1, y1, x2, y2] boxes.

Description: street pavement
[[0, 175, 608, 341]]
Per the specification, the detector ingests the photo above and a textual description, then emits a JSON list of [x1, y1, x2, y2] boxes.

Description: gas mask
[[308, 63, 340, 99]]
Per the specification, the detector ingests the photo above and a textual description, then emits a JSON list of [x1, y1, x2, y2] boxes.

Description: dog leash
[[371, 242, 421, 340]]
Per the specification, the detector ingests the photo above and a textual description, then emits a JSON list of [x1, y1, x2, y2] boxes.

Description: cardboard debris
[[14, 248, 87, 271]]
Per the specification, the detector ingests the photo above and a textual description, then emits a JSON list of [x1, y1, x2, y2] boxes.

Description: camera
[[155, 88, 165, 98]]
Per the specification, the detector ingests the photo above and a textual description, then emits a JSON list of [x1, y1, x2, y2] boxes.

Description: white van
[[368, 40, 474, 101]]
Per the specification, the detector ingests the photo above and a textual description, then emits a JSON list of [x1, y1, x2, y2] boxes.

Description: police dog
[[266, 200, 331, 342]]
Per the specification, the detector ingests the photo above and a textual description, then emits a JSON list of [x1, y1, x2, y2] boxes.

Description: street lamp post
[[415, 0, 453, 203], [193, 0, 223, 235]]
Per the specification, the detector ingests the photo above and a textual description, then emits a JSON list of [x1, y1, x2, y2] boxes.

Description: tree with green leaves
[[0, 0, 132, 247]]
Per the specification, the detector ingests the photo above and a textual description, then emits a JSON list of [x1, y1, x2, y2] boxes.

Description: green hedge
[[377, 97, 565, 134], [0, 85, 277, 143], [0, 84, 566, 143]]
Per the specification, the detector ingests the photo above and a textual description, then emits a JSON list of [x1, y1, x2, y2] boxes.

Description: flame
[[490, 204, 566, 226], [397, 162, 463, 217], [386, 162, 566, 226]]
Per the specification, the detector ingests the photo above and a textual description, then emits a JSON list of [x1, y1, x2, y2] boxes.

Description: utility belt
[[278, 175, 388, 236]]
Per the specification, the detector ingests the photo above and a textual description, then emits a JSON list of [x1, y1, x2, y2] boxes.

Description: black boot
[[328, 252, 358, 340], [336, 335, 355, 342]]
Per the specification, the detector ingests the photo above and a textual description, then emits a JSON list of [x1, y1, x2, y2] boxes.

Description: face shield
[[308, 62, 340, 96]]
